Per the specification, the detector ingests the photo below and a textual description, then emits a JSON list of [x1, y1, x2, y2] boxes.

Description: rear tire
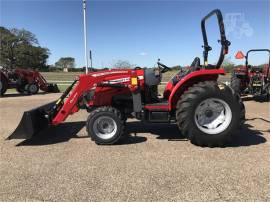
[[176, 81, 241, 147], [16, 78, 28, 94], [266, 85, 270, 101], [231, 76, 241, 95], [0, 76, 8, 96], [16, 84, 27, 94], [86, 107, 124, 145]]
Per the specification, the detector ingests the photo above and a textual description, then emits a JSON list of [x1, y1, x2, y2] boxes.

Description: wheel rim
[[194, 98, 232, 135], [93, 116, 117, 140], [29, 84, 38, 93]]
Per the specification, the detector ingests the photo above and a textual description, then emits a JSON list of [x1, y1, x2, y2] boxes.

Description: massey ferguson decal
[[92, 71, 129, 77], [101, 76, 144, 85]]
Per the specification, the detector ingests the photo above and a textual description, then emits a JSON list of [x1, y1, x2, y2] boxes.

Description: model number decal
[[102, 77, 130, 84]]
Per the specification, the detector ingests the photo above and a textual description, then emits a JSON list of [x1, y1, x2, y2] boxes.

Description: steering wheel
[[134, 66, 142, 70], [157, 61, 171, 73]]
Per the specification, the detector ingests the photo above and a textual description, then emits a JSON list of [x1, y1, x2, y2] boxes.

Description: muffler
[[7, 101, 56, 140]]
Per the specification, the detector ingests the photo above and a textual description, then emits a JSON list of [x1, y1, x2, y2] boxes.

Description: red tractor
[[0, 68, 59, 96], [9, 9, 245, 147], [231, 49, 270, 100]]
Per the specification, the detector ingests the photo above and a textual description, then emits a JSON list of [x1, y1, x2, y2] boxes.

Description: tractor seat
[[163, 57, 201, 99], [190, 57, 201, 68], [205, 64, 217, 69], [171, 57, 201, 85]]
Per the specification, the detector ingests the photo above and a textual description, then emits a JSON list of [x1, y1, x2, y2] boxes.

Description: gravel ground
[[0, 92, 269, 202]]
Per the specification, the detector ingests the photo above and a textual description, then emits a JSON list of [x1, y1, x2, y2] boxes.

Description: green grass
[[41, 72, 83, 81], [6, 89, 17, 93], [57, 84, 69, 92]]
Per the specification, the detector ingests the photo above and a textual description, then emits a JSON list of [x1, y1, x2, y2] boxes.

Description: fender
[[168, 69, 225, 110]]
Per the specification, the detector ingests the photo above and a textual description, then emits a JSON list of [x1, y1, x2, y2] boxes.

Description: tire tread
[[176, 81, 243, 147]]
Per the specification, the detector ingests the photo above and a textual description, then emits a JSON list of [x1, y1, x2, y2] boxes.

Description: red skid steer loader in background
[[0, 68, 59, 96], [8, 9, 245, 147]]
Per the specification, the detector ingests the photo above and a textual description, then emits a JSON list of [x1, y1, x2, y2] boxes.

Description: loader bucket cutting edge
[[7, 101, 57, 140]]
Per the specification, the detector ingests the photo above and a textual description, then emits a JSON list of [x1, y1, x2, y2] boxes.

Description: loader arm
[[51, 75, 92, 125], [8, 75, 95, 139], [34, 72, 50, 91], [33, 71, 60, 93]]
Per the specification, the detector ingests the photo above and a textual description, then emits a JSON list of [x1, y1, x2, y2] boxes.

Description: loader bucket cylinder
[[7, 101, 56, 140]]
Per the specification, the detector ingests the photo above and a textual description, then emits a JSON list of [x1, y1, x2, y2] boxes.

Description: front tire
[[27, 83, 39, 94], [176, 81, 241, 147], [86, 107, 124, 145]]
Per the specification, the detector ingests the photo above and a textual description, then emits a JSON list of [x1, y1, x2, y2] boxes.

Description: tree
[[112, 60, 135, 69], [15, 46, 50, 68], [10, 28, 39, 46], [222, 58, 235, 73], [0, 27, 17, 68], [0, 27, 50, 69], [55, 57, 75, 69]]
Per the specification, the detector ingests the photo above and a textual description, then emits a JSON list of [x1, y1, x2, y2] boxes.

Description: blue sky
[[1, 0, 270, 68]]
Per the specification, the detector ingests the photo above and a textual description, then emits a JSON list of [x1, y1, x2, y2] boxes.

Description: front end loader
[[8, 9, 245, 147]]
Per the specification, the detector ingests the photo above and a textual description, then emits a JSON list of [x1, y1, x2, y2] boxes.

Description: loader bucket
[[46, 83, 60, 93], [7, 101, 56, 140]]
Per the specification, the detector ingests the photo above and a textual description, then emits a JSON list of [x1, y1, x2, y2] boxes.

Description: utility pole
[[83, 0, 89, 74], [90, 50, 93, 71]]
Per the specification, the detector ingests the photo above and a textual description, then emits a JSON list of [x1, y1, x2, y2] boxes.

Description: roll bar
[[246, 49, 270, 79], [201, 9, 231, 68], [246, 49, 270, 66]]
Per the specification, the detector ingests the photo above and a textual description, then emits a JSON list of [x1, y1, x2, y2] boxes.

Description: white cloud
[[139, 52, 148, 56]]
